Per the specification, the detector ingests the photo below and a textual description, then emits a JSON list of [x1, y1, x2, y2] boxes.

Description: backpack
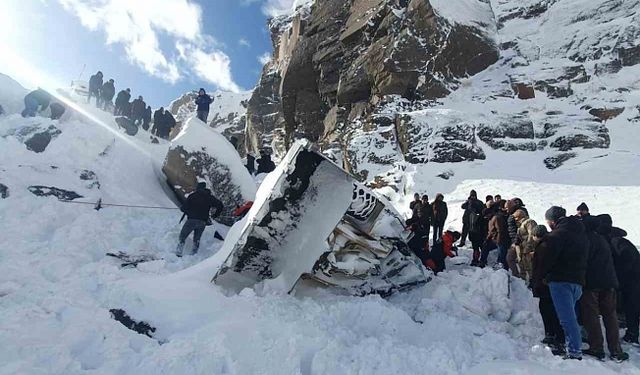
[[469, 212, 482, 233]]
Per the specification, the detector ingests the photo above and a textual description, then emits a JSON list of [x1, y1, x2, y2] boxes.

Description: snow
[[431, 0, 498, 39], [0, 72, 29, 114]]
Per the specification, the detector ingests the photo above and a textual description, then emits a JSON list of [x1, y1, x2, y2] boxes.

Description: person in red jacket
[[425, 230, 460, 274]]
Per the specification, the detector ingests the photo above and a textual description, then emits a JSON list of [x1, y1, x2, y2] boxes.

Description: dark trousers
[[460, 221, 469, 244], [622, 284, 640, 341], [433, 222, 444, 242], [197, 110, 209, 123], [540, 294, 565, 343], [480, 240, 496, 264], [470, 234, 483, 262], [580, 289, 622, 354], [177, 219, 207, 255]]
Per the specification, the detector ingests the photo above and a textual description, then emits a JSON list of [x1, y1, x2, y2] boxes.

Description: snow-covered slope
[[0, 73, 29, 114]]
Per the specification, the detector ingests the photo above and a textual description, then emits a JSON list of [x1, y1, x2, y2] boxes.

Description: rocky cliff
[[243, 0, 640, 189]]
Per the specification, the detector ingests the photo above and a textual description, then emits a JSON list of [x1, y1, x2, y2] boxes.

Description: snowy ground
[[2, 83, 640, 374]]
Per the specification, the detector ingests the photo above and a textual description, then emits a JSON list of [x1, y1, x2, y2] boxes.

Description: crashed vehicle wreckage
[[212, 140, 431, 296]]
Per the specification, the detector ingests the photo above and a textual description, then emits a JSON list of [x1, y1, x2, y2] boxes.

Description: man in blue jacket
[[195, 88, 213, 123]]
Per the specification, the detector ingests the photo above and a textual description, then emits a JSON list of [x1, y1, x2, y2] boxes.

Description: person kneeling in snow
[[426, 231, 460, 274], [21, 88, 51, 117], [176, 182, 224, 257]]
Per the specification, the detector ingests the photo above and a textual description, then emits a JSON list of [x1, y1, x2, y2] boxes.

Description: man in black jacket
[[543, 206, 589, 360], [580, 216, 628, 361], [195, 88, 213, 123], [460, 190, 484, 247], [597, 214, 640, 346], [131, 96, 146, 126], [256, 150, 276, 174], [142, 106, 152, 131], [176, 182, 224, 256], [88, 71, 103, 106], [114, 88, 131, 116], [100, 79, 115, 111]]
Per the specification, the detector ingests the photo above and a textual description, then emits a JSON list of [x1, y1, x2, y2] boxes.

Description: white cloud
[[258, 52, 272, 65], [262, 0, 314, 17], [58, 0, 242, 91], [239, 38, 251, 48]]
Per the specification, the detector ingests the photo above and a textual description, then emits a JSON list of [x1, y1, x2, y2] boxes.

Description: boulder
[[0, 183, 8, 198], [588, 107, 625, 122], [23, 125, 61, 153], [27, 186, 83, 201], [515, 83, 535, 99], [544, 153, 577, 170], [162, 118, 256, 226], [212, 141, 428, 296]]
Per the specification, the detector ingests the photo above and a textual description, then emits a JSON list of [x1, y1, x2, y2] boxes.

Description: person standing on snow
[[542, 206, 589, 360], [131, 96, 146, 126], [114, 88, 131, 116], [460, 190, 484, 247], [576, 202, 590, 218], [88, 71, 103, 106], [579, 215, 628, 362], [176, 182, 224, 257], [483, 199, 510, 269], [142, 105, 152, 131], [530, 225, 566, 356], [597, 214, 640, 347], [431, 193, 448, 242], [21, 89, 51, 117], [409, 193, 422, 219], [506, 198, 529, 275], [100, 79, 116, 111], [195, 88, 213, 123]]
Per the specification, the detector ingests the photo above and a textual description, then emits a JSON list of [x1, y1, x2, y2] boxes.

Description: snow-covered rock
[[162, 118, 256, 226]]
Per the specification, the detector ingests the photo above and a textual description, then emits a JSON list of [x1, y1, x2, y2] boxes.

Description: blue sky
[[0, 0, 302, 107]]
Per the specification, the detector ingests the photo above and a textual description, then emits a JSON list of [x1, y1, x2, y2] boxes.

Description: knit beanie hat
[[532, 225, 548, 238], [545, 206, 566, 222], [577, 202, 589, 212]]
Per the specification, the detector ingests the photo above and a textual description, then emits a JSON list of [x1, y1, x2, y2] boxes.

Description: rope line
[[58, 199, 179, 210]]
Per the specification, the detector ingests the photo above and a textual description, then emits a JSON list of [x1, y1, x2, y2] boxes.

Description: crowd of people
[[407, 192, 639, 362]]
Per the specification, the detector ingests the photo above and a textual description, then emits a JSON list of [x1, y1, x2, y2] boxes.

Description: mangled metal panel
[[213, 141, 428, 296]]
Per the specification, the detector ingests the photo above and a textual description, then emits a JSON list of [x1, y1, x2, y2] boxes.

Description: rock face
[[5, 124, 62, 153], [162, 118, 256, 226], [213, 141, 428, 296], [238, 0, 639, 184], [169, 90, 251, 155], [27, 186, 83, 201]]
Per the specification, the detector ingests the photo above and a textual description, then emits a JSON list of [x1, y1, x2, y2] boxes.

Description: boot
[[582, 348, 605, 361], [610, 351, 630, 363]]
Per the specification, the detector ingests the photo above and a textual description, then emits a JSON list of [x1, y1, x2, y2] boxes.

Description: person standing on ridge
[[88, 71, 103, 106], [142, 105, 152, 131], [131, 96, 146, 126], [100, 79, 115, 111], [542, 206, 589, 360], [176, 182, 224, 257], [431, 193, 448, 242], [114, 88, 131, 116], [21, 89, 51, 117], [195, 88, 213, 123]]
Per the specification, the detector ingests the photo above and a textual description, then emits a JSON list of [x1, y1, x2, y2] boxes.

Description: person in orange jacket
[[425, 230, 460, 274]]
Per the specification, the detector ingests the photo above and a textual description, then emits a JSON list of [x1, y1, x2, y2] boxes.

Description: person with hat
[[195, 88, 213, 123], [460, 190, 484, 247], [88, 70, 103, 106], [176, 182, 224, 257], [542, 206, 589, 360], [114, 88, 131, 116], [100, 79, 116, 111], [576, 202, 590, 218]]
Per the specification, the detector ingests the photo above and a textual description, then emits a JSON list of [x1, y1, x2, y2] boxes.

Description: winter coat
[[89, 73, 103, 93], [508, 207, 529, 245], [181, 188, 224, 221], [131, 99, 146, 118], [515, 218, 537, 279], [432, 199, 448, 224], [407, 219, 430, 265], [426, 231, 456, 273], [531, 237, 551, 298], [257, 155, 276, 174], [409, 200, 422, 218], [597, 216, 640, 290], [143, 107, 152, 122], [25, 89, 51, 109], [462, 198, 484, 223], [582, 216, 618, 290], [419, 202, 433, 224], [542, 215, 589, 286], [115, 90, 131, 107], [488, 210, 510, 247], [152, 110, 165, 136], [195, 93, 213, 112], [101, 82, 115, 100]]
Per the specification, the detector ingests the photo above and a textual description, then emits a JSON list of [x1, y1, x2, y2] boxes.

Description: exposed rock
[[0, 183, 8, 198], [106, 251, 160, 268], [544, 152, 577, 170], [23, 125, 61, 153], [109, 309, 156, 338], [588, 107, 625, 122], [515, 83, 535, 99], [28, 186, 83, 201], [79, 170, 100, 189], [550, 133, 610, 151], [437, 170, 455, 180], [162, 119, 256, 226]]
